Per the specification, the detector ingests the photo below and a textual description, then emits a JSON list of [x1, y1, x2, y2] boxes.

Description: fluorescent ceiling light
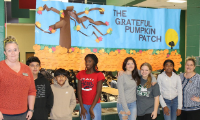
[[167, 0, 187, 3]]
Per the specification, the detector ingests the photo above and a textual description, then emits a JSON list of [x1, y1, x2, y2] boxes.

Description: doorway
[[26, 52, 35, 61]]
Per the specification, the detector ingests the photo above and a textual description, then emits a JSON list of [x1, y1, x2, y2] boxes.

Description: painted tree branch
[[43, 4, 60, 14], [77, 31, 97, 37], [36, 4, 111, 48], [39, 4, 107, 36], [77, 8, 104, 16], [69, 10, 108, 38], [35, 24, 51, 34], [70, 17, 108, 38], [49, 20, 64, 30], [69, 11, 106, 26], [35, 20, 64, 34], [43, 4, 74, 14]]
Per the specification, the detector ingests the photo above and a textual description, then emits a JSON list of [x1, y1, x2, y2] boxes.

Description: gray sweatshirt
[[117, 73, 137, 112], [50, 80, 76, 120], [117, 72, 157, 112]]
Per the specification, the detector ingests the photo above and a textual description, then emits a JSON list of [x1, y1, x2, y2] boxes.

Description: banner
[[34, 0, 182, 71]]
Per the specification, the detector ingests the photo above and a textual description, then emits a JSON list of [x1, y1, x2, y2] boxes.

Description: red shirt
[[0, 60, 36, 114], [76, 70, 105, 105]]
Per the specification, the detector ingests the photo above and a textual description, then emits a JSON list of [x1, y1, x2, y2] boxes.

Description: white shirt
[[157, 72, 182, 109]]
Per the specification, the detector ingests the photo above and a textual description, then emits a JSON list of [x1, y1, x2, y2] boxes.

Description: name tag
[[141, 87, 147, 92], [23, 73, 28, 76]]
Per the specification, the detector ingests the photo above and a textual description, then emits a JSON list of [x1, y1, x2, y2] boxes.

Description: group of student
[[117, 57, 200, 120], [0, 35, 105, 120], [0, 35, 200, 120], [27, 54, 200, 120], [27, 54, 105, 120], [26, 56, 76, 120]]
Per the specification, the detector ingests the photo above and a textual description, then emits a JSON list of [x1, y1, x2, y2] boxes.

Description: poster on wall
[[34, 0, 182, 71]]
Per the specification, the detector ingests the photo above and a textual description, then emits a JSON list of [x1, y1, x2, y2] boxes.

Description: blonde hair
[[140, 62, 152, 88], [186, 56, 196, 66], [4, 36, 18, 51]]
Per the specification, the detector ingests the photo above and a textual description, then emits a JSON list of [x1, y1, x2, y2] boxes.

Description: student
[[157, 59, 182, 120], [76, 54, 105, 120], [117, 57, 157, 120], [137, 63, 160, 120], [103, 75, 112, 87], [117, 57, 140, 120], [50, 68, 76, 120], [102, 76, 113, 102], [26, 56, 54, 120]]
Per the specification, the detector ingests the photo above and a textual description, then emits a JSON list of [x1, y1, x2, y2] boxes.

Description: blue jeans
[[163, 97, 178, 120], [117, 101, 137, 120], [80, 103, 101, 120]]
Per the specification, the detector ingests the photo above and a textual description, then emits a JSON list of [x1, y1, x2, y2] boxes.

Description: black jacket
[[31, 73, 54, 120]]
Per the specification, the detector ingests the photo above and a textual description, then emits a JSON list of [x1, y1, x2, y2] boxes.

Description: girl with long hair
[[117, 57, 140, 120], [137, 63, 160, 120]]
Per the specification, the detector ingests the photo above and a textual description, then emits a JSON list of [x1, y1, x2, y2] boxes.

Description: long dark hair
[[85, 54, 99, 73], [160, 59, 177, 74], [122, 57, 140, 85]]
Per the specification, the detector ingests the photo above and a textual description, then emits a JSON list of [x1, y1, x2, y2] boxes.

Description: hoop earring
[[95, 66, 98, 70]]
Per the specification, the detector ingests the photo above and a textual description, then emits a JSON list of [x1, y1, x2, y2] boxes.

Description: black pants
[[3, 112, 27, 120], [180, 109, 200, 120], [137, 114, 156, 120]]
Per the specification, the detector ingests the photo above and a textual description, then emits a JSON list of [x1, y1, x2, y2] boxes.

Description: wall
[[6, 24, 35, 64], [106, 0, 145, 6], [19, 10, 35, 24], [178, 10, 186, 73], [187, 0, 200, 72], [0, 0, 5, 61]]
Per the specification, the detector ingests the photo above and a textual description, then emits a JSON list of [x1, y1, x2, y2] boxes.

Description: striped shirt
[[180, 73, 200, 111]]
